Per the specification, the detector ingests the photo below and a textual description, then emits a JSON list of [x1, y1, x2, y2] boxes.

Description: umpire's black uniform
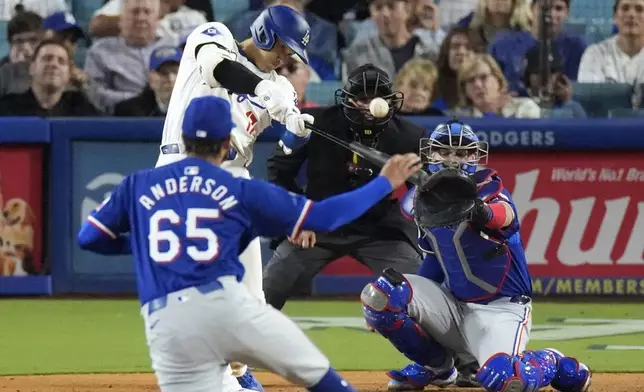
[[262, 64, 425, 310]]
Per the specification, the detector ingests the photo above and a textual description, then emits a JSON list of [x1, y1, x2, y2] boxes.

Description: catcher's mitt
[[413, 168, 478, 229]]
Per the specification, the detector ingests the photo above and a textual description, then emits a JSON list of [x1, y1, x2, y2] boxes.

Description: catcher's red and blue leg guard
[[536, 349, 592, 392], [360, 269, 452, 371], [476, 352, 540, 392], [476, 349, 590, 392]]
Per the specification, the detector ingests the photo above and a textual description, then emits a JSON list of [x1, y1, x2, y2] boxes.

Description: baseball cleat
[[455, 360, 481, 387], [499, 378, 525, 392], [387, 363, 457, 391], [236, 370, 264, 392]]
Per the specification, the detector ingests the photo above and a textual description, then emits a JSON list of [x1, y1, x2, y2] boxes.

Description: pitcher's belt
[[145, 278, 228, 316]]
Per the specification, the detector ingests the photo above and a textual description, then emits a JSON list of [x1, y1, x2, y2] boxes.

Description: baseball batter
[[361, 120, 592, 392], [154, 5, 313, 389], [77, 95, 423, 392]]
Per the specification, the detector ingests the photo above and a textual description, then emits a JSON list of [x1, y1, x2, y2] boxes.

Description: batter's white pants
[[141, 276, 330, 392], [155, 151, 266, 389]]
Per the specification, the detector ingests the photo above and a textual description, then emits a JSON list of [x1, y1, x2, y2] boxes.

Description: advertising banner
[[491, 152, 644, 296], [67, 141, 280, 290], [313, 152, 644, 296], [0, 146, 44, 277], [70, 141, 160, 277], [0, 145, 50, 295]]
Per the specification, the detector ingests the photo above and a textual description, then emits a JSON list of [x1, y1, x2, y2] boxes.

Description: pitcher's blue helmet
[[250, 5, 310, 64], [420, 120, 488, 174]]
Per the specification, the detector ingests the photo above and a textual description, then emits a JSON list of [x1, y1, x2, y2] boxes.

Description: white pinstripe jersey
[[161, 22, 294, 167]]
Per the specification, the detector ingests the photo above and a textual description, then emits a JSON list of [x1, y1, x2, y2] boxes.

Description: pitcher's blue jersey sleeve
[[240, 179, 312, 239], [86, 177, 131, 237]]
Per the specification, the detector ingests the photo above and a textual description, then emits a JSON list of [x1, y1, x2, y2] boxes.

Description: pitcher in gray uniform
[[360, 120, 592, 392]]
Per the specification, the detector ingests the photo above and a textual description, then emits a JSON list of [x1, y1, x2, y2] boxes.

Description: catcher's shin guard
[[477, 352, 545, 392], [540, 349, 591, 392], [360, 269, 452, 371]]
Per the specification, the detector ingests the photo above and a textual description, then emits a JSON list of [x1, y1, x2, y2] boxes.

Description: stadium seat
[[542, 107, 575, 118], [71, 0, 104, 33], [73, 44, 88, 68], [0, 21, 7, 59], [305, 80, 343, 105], [572, 83, 633, 117], [212, 0, 250, 23], [608, 108, 644, 118], [569, 0, 613, 20], [565, 17, 614, 43]]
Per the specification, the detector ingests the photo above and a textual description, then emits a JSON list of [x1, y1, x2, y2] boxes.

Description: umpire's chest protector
[[422, 169, 512, 302]]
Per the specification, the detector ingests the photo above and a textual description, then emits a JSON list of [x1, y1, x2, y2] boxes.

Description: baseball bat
[[304, 122, 429, 186]]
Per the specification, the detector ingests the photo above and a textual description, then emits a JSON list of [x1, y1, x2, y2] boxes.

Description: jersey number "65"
[[149, 208, 220, 263]]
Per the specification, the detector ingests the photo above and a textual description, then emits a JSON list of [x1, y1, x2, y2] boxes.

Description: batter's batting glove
[[284, 111, 314, 139], [255, 79, 313, 138], [279, 127, 310, 155]]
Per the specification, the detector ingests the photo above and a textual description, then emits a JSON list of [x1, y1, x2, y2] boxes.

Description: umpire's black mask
[[335, 64, 403, 146]]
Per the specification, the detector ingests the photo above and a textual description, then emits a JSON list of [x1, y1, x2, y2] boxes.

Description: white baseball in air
[[369, 97, 389, 118]]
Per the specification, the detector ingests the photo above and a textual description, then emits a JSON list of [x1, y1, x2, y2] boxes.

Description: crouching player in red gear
[[360, 120, 592, 392]]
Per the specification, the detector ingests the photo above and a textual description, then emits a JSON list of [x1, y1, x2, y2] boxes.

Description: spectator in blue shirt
[[489, 0, 586, 96], [456, 0, 531, 52], [523, 42, 587, 118]]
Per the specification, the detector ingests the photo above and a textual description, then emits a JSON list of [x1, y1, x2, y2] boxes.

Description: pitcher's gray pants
[[141, 276, 330, 392]]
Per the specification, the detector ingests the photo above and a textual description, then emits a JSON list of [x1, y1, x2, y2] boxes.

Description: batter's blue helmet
[[250, 5, 310, 64]]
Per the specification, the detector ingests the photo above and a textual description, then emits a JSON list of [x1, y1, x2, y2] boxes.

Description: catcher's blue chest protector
[[402, 168, 532, 303]]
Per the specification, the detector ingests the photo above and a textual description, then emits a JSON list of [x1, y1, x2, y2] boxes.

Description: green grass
[[0, 299, 643, 375]]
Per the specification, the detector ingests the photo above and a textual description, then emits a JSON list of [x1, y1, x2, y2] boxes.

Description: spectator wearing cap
[[490, 0, 586, 96], [344, 0, 440, 79], [42, 11, 85, 50], [523, 42, 586, 117], [89, 0, 208, 42], [0, 10, 42, 96], [42, 11, 89, 90], [228, 0, 340, 80], [578, 0, 644, 85], [84, 0, 176, 113], [0, 1, 68, 21], [114, 46, 181, 116], [0, 39, 101, 116]]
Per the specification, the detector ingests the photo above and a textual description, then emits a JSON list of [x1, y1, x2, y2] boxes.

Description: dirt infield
[[1, 372, 643, 392]]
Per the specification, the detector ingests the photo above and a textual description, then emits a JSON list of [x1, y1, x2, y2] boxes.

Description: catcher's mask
[[419, 120, 488, 175], [335, 63, 403, 145]]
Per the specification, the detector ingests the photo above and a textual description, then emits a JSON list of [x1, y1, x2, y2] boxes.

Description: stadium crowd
[[0, 0, 642, 118]]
